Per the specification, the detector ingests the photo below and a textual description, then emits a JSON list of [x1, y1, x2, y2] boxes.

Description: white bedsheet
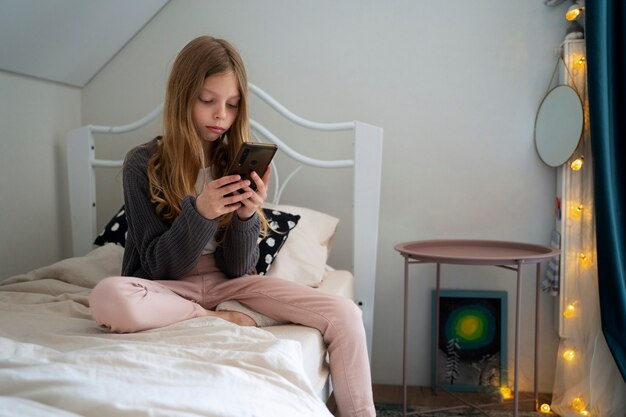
[[0, 245, 333, 417]]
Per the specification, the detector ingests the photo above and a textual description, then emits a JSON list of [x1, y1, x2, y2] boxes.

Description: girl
[[89, 36, 375, 417]]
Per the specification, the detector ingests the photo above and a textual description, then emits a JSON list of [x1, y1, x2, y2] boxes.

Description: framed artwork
[[431, 290, 507, 392]]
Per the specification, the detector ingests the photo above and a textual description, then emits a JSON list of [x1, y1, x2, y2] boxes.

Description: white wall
[[81, 0, 568, 391], [0, 71, 81, 278]]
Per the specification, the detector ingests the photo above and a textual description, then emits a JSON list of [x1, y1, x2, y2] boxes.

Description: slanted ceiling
[[0, 0, 169, 87]]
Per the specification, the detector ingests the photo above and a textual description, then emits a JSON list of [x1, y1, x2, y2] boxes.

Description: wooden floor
[[327, 384, 553, 415]]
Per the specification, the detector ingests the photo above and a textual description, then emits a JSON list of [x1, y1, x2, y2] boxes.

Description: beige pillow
[[262, 204, 339, 287]]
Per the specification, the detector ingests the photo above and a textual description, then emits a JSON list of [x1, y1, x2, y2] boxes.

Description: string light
[[540, 403, 552, 413], [570, 156, 584, 171], [579, 252, 593, 268], [563, 349, 576, 361], [571, 396, 585, 412], [557, 21, 592, 417], [566, 3, 584, 21], [570, 204, 584, 219], [566, 7, 583, 21], [563, 302, 576, 318], [500, 386, 513, 400]]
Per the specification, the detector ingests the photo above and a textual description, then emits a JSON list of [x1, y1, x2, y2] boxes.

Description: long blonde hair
[[148, 36, 256, 228]]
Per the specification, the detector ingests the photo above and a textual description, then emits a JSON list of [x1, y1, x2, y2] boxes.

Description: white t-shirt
[[195, 167, 218, 254]]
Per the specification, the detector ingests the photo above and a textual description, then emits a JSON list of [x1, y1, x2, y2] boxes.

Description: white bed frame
[[66, 83, 383, 357]]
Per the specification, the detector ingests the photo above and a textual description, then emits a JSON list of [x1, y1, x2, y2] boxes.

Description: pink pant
[[89, 254, 375, 417]]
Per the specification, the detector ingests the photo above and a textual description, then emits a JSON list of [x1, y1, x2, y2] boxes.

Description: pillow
[[93, 206, 300, 276], [256, 208, 300, 275], [262, 204, 339, 287], [94, 206, 127, 247]]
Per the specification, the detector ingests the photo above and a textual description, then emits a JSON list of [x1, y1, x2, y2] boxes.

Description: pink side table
[[394, 239, 559, 417]]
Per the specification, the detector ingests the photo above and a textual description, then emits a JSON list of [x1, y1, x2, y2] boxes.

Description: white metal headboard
[[66, 83, 383, 356]]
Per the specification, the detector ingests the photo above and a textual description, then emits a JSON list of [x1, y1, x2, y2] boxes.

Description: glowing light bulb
[[500, 386, 513, 400], [563, 303, 576, 318], [579, 253, 593, 268], [570, 156, 584, 171], [570, 204, 584, 219], [563, 349, 576, 361], [571, 396, 585, 412], [581, 411, 590, 416], [577, 56, 586, 66], [566, 4, 584, 21], [540, 403, 551, 413]]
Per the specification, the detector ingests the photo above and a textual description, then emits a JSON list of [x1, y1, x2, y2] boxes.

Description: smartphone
[[227, 142, 277, 192]]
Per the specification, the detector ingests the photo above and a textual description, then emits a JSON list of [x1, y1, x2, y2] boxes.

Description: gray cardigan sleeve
[[121, 141, 260, 280], [215, 214, 261, 278]]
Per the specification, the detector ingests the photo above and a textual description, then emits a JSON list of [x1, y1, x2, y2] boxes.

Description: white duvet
[[0, 245, 332, 417]]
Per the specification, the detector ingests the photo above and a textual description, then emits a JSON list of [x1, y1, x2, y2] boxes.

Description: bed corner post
[[353, 121, 383, 361], [66, 126, 96, 257]]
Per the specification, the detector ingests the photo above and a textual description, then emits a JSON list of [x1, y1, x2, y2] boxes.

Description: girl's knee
[[89, 276, 146, 332], [90, 277, 123, 310], [90, 276, 130, 306], [321, 297, 367, 348], [332, 297, 364, 328]]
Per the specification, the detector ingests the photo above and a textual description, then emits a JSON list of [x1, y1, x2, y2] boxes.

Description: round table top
[[394, 239, 559, 265]]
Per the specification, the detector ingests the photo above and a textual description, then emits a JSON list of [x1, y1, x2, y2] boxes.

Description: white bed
[[0, 83, 382, 417]]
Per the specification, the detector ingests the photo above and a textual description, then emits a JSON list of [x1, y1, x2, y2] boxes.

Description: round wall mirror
[[534, 85, 583, 167]]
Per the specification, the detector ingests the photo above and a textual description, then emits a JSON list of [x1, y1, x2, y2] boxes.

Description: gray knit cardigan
[[121, 139, 260, 280]]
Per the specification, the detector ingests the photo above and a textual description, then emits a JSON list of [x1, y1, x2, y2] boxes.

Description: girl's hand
[[236, 166, 271, 220], [196, 175, 254, 220]]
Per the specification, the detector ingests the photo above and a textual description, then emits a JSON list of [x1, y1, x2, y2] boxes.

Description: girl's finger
[[225, 191, 253, 206], [209, 175, 242, 189], [261, 166, 272, 183], [251, 171, 268, 190], [216, 179, 251, 197]]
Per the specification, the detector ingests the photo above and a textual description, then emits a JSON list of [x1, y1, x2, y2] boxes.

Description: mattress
[[0, 244, 338, 417]]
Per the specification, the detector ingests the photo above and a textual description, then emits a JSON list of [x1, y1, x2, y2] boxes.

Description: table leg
[[514, 261, 522, 417], [534, 262, 541, 411], [434, 263, 441, 394], [403, 256, 409, 417]]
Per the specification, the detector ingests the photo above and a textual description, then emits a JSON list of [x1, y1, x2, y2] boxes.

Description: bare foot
[[206, 309, 257, 326]]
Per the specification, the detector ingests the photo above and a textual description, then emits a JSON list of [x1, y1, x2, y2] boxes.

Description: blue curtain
[[586, 0, 626, 381]]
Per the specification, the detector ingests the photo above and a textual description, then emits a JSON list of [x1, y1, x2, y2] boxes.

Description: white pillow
[[262, 204, 339, 287]]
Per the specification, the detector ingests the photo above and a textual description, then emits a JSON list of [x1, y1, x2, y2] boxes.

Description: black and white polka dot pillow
[[93, 206, 127, 247], [93, 206, 300, 275], [255, 208, 300, 275]]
